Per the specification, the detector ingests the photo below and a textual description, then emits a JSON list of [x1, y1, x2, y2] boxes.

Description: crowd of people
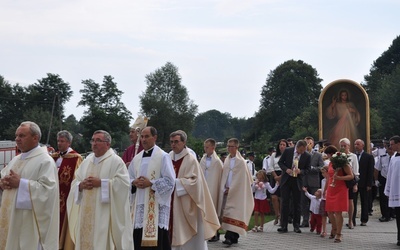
[[1, 120, 400, 249], [257, 135, 399, 246]]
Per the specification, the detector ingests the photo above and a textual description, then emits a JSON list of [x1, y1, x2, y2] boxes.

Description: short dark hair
[[324, 145, 338, 155], [296, 140, 307, 148], [304, 136, 314, 141], [390, 135, 400, 144], [147, 126, 158, 136]]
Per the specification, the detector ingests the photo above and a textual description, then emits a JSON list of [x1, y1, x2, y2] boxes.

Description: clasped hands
[[286, 168, 300, 175], [133, 176, 152, 189], [79, 176, 101, 191], [0, 170, 20, 190]]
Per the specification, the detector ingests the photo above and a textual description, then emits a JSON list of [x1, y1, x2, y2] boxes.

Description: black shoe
[[277, 227, 288, 233], [222, 239, 232, 246], [360, 222, 367, 226], [397, 241, 400, 246], [208, 235, 219, 242], [294, 227, 302, 233], [299, 223, 309, 228], [379, 217, 390, 222]]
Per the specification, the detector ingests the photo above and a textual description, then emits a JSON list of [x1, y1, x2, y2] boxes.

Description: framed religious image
[[318, 79, 370, 153]]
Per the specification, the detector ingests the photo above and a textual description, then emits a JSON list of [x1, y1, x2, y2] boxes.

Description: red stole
[[52, 151, 81, 239], [169, 157, 184, 242]]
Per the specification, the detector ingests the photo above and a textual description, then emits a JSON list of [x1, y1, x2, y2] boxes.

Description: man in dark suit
[[277, 140, 311, 233], [300, 136, 324, 228], [353, 139, 375, 226]]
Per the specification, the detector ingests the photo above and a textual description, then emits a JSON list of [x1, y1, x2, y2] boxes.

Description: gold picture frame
[[319, 79, 370, 153]]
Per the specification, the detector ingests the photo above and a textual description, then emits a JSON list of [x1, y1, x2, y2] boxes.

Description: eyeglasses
[[170, 140, 181, 144], [90, 139, 108, 144]]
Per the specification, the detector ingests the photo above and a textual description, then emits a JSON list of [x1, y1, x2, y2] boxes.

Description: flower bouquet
[[330, 151, 350, 187]]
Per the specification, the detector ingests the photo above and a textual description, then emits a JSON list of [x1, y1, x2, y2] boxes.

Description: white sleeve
[[101, 179, 110, 203], [15, 178, 32, 209], [267, 155, 275, 173], [175, 179, 187, 197], [266, 181, 279, 194], [262, 157, 268, 171], [74, 181, 83, 204]]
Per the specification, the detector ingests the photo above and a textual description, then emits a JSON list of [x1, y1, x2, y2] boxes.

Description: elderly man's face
[[15, 125, 39, 153], [91, 133, 110, 157], [57, 136, 71, 152], [170, 135, 185, 154]]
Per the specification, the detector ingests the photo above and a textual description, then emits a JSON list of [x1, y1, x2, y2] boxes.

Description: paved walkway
[[208, 201, 399, 250]]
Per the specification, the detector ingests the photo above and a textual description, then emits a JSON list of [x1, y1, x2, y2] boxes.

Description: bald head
[[354, 139, 364, 153]]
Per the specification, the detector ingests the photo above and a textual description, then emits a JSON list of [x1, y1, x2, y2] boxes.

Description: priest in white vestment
[[129, 126, 175, 249], [0, 121, 59, 250], [67, 130, 133, 250], [199, 138, 223, 242], [218, 138, 254, 246], [384, 136, 400, 246], [169, 130, 220, 250]]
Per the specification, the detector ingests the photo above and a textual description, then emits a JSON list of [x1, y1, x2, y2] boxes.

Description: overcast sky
[[1, 0, 398, 122]]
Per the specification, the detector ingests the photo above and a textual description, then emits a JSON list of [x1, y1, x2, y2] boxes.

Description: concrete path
[[208, 201, 398, 249]]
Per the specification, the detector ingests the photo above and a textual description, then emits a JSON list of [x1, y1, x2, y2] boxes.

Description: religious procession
[[1, 80, 400, 250]]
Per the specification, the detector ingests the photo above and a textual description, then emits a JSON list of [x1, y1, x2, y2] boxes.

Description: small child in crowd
[[320, 165, 329, 237], [251, 170, 279, 232], [302, 186, 322, 235]]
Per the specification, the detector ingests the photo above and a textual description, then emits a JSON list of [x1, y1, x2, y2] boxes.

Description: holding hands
[[79, 176, 101, 191], [0, 170, 21, 190], [133, 176, 152, 189]]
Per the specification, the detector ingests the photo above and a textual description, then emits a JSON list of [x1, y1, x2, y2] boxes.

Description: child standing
[[251, 170, 279, 232], [320, 165, 329, 237], [302, 187, 322, 235]]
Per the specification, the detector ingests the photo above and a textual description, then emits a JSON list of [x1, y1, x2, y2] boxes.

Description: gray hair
[[57, 130, 73, 142], [339, 138, 351, 145], [170, 130, 187, 143], [20, 121, 41, 140], [93, 130, 112, 144]]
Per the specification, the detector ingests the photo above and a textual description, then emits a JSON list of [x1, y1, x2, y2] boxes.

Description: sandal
[[274, 215, 280, 225], [334, 234, 342, 243], [257, 226, 263, 232], [251, 226, 258, 232], [329, 229, 337, 239], [320, 232, 327, 238]]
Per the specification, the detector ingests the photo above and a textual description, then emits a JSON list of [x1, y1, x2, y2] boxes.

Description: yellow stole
[[133, 148, 162, 247], [79, 161, 100, 249], [0, 159, 25, 248]]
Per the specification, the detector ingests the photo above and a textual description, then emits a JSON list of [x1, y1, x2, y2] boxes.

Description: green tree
[[375, 65, 400, 138], [192, 110, 233, 141], [78, 76, 132, 151], [289, 106, 319, 140], [140, 62, 198, 147], [363, 36, 400, 138], [0, 76, 26, 139], [63, 115, 86, 153], [363, 35, 400, 108], [26, 73, 73, 123], [254, 59, 323, 141]]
